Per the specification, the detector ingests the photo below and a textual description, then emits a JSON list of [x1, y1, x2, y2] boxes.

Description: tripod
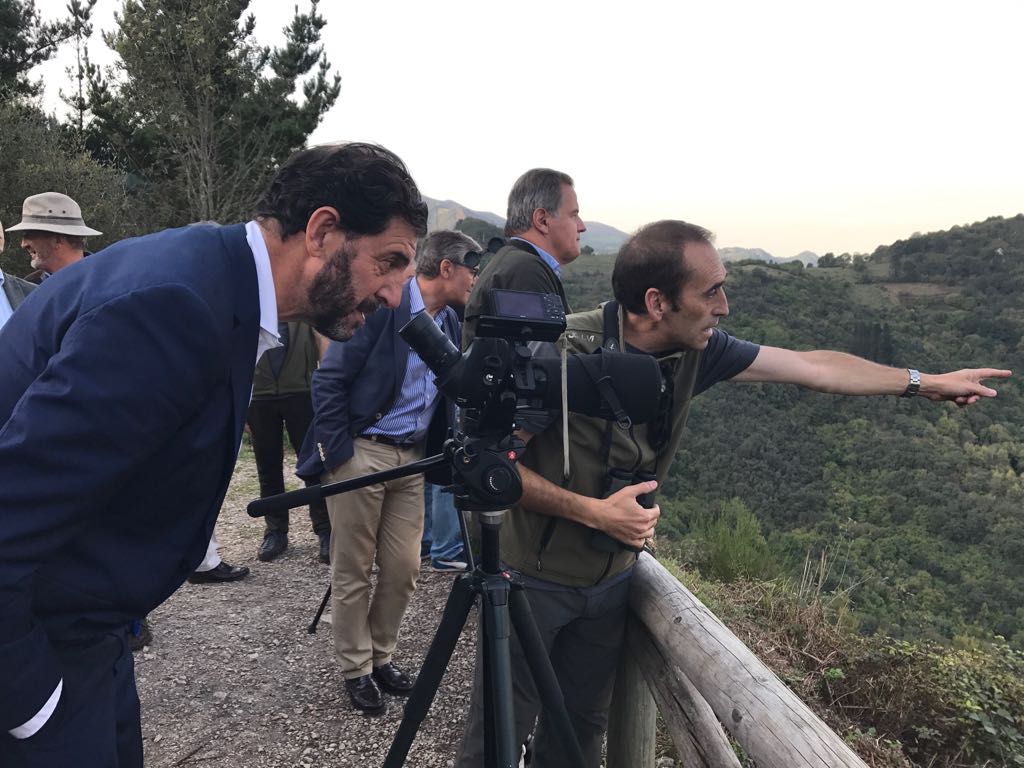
[[247, 445, 587, 768], [384, 502, 586, 768]]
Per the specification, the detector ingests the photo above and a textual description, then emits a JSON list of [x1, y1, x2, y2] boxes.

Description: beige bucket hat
[[6, 192, 102, 237]]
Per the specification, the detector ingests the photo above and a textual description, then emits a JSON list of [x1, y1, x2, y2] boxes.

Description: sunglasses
[[453, 251, 483, 276]]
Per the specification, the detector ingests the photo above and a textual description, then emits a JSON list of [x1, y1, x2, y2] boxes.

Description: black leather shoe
[[345, 674, 385, 714], [372, 662, 415, 695], [187, 561, 250, 584], [318, 532, 330, 564], [257, 530, 288, 562]]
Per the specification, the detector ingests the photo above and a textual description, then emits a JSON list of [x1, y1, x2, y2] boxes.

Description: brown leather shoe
[[372, 662, 415, 695], [345, 674, 385, 714]]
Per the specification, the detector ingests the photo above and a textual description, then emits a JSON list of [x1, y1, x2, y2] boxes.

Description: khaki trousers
[[323, 438, 424, 679]]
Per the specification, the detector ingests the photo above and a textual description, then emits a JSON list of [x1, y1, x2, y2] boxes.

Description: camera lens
[[400, 312, 462, 380]]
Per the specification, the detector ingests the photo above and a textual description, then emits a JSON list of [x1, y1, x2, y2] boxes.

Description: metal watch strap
[[900, 368, 921, 398]]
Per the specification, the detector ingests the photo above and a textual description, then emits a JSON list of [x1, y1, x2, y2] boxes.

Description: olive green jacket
[[252, 321, 319, 398], [501, 304, 702, 587], [462, 240, 569, 351]]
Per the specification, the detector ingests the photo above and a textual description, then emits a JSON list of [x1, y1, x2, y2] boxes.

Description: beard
[[307, 241, 381, 341]]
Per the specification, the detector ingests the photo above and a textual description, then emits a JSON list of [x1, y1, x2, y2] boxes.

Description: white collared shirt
[[245, 220, 283, 364]]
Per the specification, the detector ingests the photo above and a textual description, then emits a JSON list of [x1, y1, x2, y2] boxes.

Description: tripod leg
[[308, 584, 332, 634], [479, 576, 519, 768], [508, 588, 588, 768], [383, 574, 477, 768]]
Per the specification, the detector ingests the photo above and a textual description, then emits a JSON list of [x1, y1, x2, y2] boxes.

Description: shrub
[[826, 636, 1024, 766], [691, 498, 780, 583]]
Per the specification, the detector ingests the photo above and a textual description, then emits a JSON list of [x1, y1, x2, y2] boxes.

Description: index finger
[[975, 368, 1013, 380]]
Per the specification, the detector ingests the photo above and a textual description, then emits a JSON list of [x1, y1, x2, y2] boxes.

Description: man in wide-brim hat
[[6, 192, 102, 282]]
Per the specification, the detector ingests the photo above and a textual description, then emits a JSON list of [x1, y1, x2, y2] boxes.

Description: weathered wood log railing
[[605, 552, 868, 768]]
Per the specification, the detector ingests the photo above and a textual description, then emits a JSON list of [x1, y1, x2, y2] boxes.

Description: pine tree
[[87, 0, 341, 225], [0, 0, 76, 98], [60, 0, 99, 134]]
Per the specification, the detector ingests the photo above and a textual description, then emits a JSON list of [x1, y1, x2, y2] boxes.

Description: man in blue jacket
[[297, 229, 480, 715], [0, 142, 427, 767]]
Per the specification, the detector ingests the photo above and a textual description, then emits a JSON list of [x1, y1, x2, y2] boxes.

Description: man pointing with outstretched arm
[[454, 218, 1010, 767]]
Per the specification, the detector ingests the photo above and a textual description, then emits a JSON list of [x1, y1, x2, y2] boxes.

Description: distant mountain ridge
[[424, 196, 824, 260], [719, 246, 819, 266], [423, 195, 629, 253]]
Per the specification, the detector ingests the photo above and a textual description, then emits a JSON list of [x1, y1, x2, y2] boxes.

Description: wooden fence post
[[627, 619, 742, 767], [606, 614, 657, 768]]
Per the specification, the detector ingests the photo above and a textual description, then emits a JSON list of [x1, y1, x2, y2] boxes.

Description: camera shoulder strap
[[597, 301, 636, 468], [601, 300, 621, 350]]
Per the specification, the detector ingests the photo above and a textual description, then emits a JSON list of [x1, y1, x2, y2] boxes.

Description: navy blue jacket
[[0, 223, 259, 732], [296, 279, 459, 483]]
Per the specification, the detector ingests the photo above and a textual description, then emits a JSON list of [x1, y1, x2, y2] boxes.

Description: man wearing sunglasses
[[455, 219, 1011, 768]]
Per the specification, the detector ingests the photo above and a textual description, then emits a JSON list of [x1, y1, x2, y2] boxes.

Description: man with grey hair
[[462, 168, 586, 349], [295, 229, 480, 715], [0, 221, 37, 329], [6, 192, 102, 283]]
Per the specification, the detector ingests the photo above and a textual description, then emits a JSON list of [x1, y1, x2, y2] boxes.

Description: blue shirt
[[511, 236, 561, 276], [364, 277, 457, 443]]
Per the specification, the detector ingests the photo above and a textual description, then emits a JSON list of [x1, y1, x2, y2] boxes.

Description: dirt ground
[[138, 446, 478, 768]]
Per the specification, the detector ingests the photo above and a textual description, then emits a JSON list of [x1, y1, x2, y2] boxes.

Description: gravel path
[[138, 446, 477, 767]]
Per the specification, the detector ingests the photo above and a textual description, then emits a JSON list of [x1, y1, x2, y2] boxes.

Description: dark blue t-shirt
[[693, 328, 760, 396]]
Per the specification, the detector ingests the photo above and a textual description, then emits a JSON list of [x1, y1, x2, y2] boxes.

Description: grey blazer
[[1, 271, 36, 311]]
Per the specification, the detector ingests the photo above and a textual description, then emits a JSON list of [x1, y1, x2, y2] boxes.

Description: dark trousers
[[1, 630, 142, 768], [454, 574, 632, 768], [247, 393, 329, 534]]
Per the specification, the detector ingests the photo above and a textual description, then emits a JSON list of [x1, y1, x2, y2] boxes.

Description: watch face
[[903, 369, 920, 397]]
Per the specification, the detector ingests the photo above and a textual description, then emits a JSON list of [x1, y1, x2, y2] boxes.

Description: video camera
[[399, 289, 662, 511]]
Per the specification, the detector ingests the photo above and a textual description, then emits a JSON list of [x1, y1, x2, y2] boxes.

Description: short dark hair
[[256, 143, 428, 239], [504, 168, 574, 237], [612, 220, 714, 315]]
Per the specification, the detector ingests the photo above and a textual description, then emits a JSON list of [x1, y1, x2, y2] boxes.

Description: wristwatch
[[900, 368, 921, 398]]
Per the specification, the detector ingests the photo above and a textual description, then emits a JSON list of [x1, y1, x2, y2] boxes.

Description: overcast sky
[[29, 0, 1024, 258]]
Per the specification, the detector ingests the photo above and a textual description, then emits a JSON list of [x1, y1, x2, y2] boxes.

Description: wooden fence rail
[[606, 552, 867, 768]]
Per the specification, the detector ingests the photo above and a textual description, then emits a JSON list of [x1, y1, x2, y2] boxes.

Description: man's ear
[[304, 206, 342, 257], [644, 288, 665, 319], [530, 206, 549, 234]]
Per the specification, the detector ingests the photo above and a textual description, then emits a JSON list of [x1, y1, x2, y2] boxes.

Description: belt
[[358, 433, 417, 448]]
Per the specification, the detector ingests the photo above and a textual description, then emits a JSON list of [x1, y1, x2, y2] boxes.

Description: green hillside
[[561, 215, 1024, 649]]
